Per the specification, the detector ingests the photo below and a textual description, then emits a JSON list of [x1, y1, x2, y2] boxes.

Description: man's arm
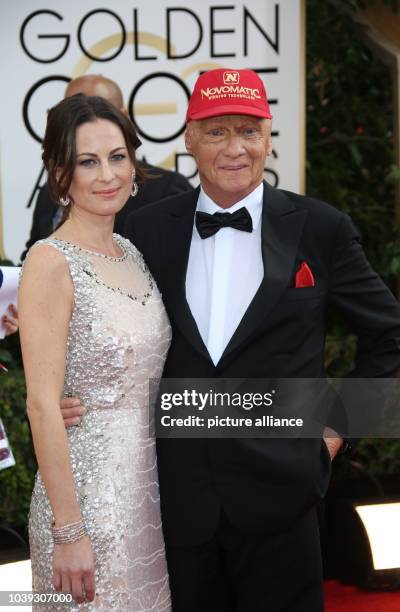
[[325, 214, 400, 450], [329, 214, 400, 377]]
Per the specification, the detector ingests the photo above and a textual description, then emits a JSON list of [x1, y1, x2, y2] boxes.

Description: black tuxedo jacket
[[20, 162, 192, 261], [125, 181, 400, 547]]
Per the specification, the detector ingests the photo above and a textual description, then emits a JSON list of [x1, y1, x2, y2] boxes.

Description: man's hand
[[323, 426, 344, 461], [61, 397, 86, 427], [2, 304, 18, 336]]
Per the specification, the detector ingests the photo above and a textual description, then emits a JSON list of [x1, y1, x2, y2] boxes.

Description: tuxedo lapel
[[160, 188, 212, 362], [218, 181, 308, 366]]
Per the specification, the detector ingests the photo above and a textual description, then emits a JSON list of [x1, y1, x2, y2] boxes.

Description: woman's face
[[67, 118, 134, 217]]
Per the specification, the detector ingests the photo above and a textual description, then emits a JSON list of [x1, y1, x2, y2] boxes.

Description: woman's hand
[[2, 304, 18, 336], [52, 535, 95, 604]]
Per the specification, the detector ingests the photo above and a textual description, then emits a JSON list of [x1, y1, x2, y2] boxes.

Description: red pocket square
[[295, 262, 315, 288]]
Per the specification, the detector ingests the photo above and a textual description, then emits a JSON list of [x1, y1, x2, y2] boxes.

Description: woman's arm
[[19, 245, 94, 602], [19, 245, 79, 522]]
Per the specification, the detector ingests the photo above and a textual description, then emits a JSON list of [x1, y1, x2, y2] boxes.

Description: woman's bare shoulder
[[20, 242, 72, 291]]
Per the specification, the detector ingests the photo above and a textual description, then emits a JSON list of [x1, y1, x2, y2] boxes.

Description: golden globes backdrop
[[0, 0, 304, 263]]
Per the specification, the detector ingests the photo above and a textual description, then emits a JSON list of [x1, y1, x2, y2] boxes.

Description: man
[[21, 74, 192, 260], [63, 69, 400, 610]]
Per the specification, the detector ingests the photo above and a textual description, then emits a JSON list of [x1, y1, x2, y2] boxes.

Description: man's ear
[[184, 127, 192, 154], [266, 120, 273, 156], [267, 134, 273, 156]]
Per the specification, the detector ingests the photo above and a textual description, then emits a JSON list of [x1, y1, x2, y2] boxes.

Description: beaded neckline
[[47, 234, 155, 305], [51, 233, 128, 262], [83, 267, 154, 306]]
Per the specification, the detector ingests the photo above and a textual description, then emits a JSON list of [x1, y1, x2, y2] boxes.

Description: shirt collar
[[197, 182, 264, 230]]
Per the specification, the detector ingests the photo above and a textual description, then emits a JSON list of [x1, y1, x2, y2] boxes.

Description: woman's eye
[[79, 158, 96, 167], [111, 154, 126, 161]]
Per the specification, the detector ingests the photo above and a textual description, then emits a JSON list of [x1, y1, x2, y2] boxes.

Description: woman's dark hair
[[42, 93, 143, 204]]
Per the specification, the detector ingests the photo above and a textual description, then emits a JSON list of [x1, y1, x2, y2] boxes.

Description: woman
[[19, 94, 172, 610]]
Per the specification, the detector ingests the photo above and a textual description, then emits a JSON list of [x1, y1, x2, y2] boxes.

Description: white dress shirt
[[186, 183, 264, 365]]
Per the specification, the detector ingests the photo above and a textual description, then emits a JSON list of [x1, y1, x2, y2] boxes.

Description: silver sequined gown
[[27, 235, 172, 611]]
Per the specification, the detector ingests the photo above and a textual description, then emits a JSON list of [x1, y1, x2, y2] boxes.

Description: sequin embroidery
[[25, 234, 172, 611]]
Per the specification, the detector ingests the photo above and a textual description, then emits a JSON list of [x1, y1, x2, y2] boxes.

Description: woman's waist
[[63, 381, 155, 410]]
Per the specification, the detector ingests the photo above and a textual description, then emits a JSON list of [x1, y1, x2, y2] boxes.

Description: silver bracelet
[[51, 519, 87, 544]]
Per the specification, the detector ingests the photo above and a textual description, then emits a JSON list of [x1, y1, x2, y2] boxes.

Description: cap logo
[[186, 68, 272, 122], [200, 86, 261, 100], [223, 71, 240, 85]]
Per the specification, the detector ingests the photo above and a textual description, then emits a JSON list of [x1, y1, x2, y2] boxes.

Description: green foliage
[[307, 0, 399, 359], [307, 0, 400, 472], [307, 0, 399, 281], [355, 437, 400, 473], [0, 334, 22, 372], [324, 332, 357, 377], [352, 0, 398, 11], [0, 371, 35, 527]]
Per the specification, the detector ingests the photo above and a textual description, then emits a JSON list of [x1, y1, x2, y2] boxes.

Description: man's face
[[185, 115, 272, 208]]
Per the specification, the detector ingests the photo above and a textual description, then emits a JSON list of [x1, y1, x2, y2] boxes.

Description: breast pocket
[[282, 287, 325, 302]]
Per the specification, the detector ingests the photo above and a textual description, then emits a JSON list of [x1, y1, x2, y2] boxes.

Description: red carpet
[[324, 580, 400, 611]]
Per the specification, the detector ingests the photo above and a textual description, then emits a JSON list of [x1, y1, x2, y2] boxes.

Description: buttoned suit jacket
[[125, 180, 400, 547]]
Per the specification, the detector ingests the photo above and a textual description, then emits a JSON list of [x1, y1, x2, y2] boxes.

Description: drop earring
[[59, 196, 70, 207], [131, 171, 138, 197]]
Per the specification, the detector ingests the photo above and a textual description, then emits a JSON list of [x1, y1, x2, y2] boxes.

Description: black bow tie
[[195, 207, 253, 239]]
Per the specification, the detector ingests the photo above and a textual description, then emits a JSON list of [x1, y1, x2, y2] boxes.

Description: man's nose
[[224, 135, 245, 156]]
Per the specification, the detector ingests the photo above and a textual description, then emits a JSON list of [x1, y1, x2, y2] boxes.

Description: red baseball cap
[[186, 68, 272, 123]]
